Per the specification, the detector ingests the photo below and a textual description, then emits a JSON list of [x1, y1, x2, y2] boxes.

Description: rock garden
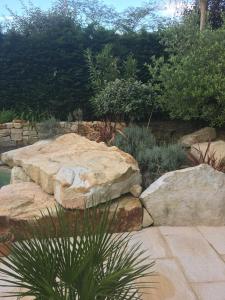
[[1, 1, 225, 298], [0, 122, 225, 237]]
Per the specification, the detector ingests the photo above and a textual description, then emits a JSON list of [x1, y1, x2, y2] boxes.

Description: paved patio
[[1, 226, 225, 299]]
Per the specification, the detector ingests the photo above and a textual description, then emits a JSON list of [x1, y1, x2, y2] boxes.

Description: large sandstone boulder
[[0, 182, 142, 234], [140, 164, 225, 226], [191, 140, 225, 164], [1, 134, 141, 208], [179, 127, 216, 147]]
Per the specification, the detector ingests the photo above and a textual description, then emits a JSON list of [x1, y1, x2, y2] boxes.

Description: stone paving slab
[[192, 282, 225, 300], [130, 227, 172, 259], [1, 226, 225, 299], [198, 226, 225, 255], [160, 226, 225, 283], [139, 258, 197, 300]]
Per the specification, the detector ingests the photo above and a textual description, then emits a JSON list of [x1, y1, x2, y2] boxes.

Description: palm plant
[[0, 207, 155, 299]]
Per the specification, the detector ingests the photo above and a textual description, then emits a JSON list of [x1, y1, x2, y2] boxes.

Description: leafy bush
[[144, 144, 187, 180], [0, 109, 17, 123], [0, 207, 154, 299], [114, 126, 186, 186], [91, 78, 156, 122], [19, 109, 51, 123], [151, 23, 225, 126], [114, 126, 156, 158], [38, 117, 59, 138]]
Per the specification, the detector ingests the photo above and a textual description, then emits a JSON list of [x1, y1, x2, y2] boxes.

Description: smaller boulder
[[179, 127, 216, 147]]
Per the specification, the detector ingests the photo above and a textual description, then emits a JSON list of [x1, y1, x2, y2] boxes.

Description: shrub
[[145, 144, 187, 180], [0, 207, 154, 299], [114, 126, 156, 158], [0, 109, 17, 123], [38, 117, 58, 138], [151, 25, 225, 126], [114, 126, 186, 186], [91, 78, 156, 122]]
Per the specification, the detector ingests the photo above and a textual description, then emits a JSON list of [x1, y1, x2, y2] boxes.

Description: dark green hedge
[[0, 14, 163, 120]]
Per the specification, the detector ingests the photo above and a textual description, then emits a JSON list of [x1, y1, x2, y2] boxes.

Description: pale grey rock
[[141, 164, 225, 226]]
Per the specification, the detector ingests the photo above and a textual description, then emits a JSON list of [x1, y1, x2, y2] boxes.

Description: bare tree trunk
[[199, 0, 208, 31]]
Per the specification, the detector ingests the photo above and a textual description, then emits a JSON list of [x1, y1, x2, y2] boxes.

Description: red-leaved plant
[[96, 121, 124, 145], [188, 141, 225, 172]]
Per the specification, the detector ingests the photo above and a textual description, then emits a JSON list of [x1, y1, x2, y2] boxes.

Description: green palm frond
[[0, 206, 155, 299]]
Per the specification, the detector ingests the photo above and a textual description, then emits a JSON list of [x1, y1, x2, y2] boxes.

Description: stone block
[[0, 129, 10, 137], [5, 123, 13, 129], [13, 123, 22, 129], [11, 133, 23, 141]]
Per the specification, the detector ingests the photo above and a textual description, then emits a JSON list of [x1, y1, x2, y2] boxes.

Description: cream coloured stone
[[192, 282, 225, 300], [10, 166, 32, 184], [0, 182, 56, 221], [180, 127, 216, 147], [1, 134, 141, 208], [160, 227, 225, 282], [129, 184, 142, 197], [71, 123, 78, 132], [141, 164, 225, 226]]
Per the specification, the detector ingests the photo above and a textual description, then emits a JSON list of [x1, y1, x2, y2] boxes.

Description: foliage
[[114, 126, 156, 158], [0, 9, 89, 119], [188, 141, 225, 172], [85, 44, 120, 92], [0, 109, 17, 124], [54, 0, 119, 28], [114, 1, 159, 32], [143, 144, 187, 182], [0, 207, 154, 299], [0, 1, 164, 120], [208, 0, 225, 29], [38, 117, 59, 138], [91, 78, 156, 122], [114, 126, 186, 185], [19, 108, 51, 123], [150, 22, 225, 127], [96, 121, 118, 145]]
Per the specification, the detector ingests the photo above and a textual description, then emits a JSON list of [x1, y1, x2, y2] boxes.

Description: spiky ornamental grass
[[0, 207, 155, 300]]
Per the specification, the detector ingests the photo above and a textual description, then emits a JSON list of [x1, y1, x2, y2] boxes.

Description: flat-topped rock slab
[[1, 134, 142, 209]]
